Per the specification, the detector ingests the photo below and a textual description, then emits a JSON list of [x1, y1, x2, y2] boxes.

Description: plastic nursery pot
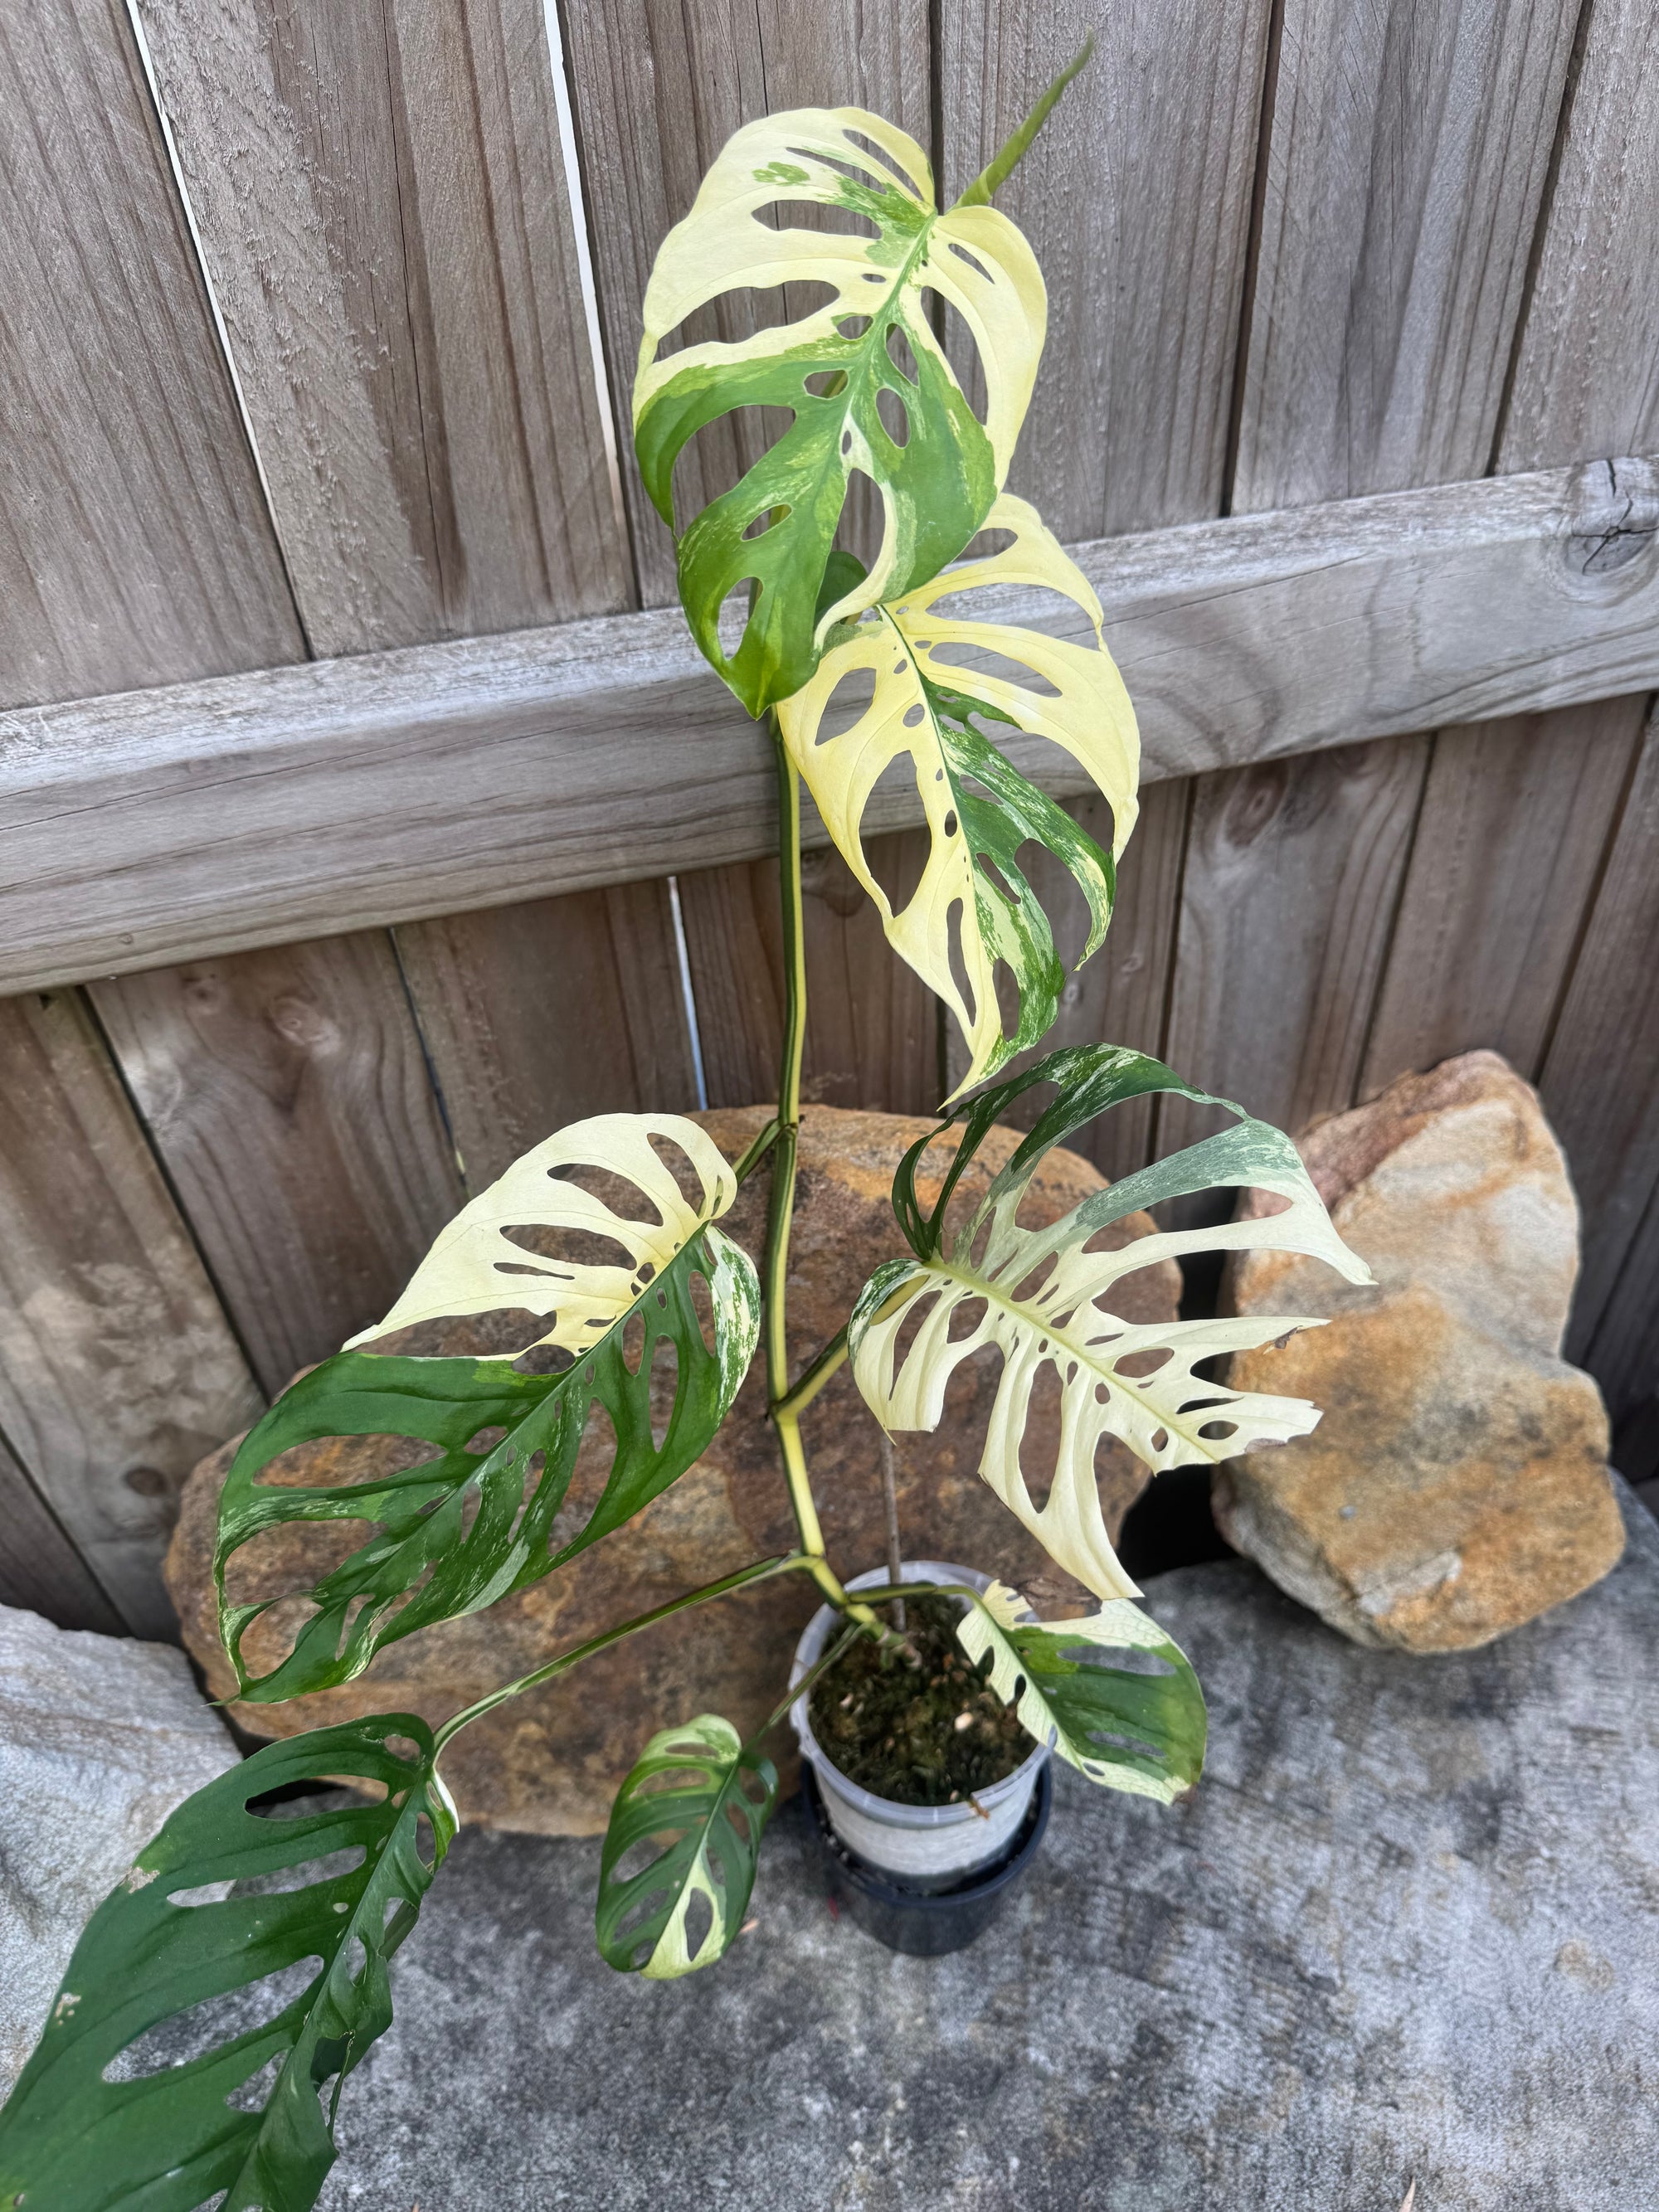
[[790, 1562, 1052, 1951]]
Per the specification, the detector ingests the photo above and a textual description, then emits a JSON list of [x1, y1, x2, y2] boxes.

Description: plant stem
[[878, 1432, 906, 1635], [431, 1553, 805, 1755], [772, 1325, 847, 1418], [731, 1115, 781, 1185]]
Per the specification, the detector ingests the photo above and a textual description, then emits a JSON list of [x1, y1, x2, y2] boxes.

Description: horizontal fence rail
[[3, 455, 1656, 996]]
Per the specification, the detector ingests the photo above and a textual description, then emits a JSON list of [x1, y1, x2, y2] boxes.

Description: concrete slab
[[309, 1485, 1657, 2205]]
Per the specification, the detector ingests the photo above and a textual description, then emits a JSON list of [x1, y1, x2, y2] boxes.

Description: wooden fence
[[2, 0, 1656, 1639]]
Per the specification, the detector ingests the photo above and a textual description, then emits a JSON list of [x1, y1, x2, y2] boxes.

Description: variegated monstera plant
[[0, 56, 1369, 2210]]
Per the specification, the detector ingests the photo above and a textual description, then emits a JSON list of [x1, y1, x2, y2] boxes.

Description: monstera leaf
[[596, 1715, 777, 1981], [777, 493, 1138, 1097], [0, 1718, 453, 2212], [634, 105, 1047, 715], [849, 1045, 1372, 1602], [216, 1114, 761, 1701], [957, 1581, 1205, 1801]]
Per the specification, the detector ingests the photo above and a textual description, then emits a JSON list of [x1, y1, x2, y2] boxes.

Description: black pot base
[[800, 1757, 1053, 1957]]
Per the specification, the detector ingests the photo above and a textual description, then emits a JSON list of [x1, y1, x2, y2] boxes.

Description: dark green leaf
[[0, 1717, 452, 2212]]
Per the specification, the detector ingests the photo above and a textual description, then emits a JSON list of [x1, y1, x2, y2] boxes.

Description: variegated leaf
[[777, 493, 1137, 1098], [216, 1115, 761, 1701], [850, 1045, 1372, 1602], [596, 1715, 776, 1981], [957, 1580, 1205, 1801], [635, 105, 1049, 715]]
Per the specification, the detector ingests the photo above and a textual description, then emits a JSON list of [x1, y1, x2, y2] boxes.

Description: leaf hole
[[742, 503, 793, 537], [102, 1956, 322, 2083], [755, 199, 880, 240], [946, 241, 995, 282], [836, 314, 872, 340], [885, 322, 920, 383], [874, 382, 910, 449], [464, 1427, 508, 1457], [682, 1890, 715, 1957]]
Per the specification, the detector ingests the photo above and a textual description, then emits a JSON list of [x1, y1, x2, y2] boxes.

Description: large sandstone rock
[[167, 1106, 1179, 1834], [0, 1606, 236, 2093], [1214, 1051, 1623, 1650]]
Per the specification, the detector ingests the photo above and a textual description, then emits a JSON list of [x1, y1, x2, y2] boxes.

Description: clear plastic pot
[[789, 1561, 1048, 1889]]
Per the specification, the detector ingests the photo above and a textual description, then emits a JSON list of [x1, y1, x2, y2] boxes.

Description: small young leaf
[[0, 1717, 453, 2212], [216, 1113, 761, 1700], [957, 1580, 1206, 1801], [596, 1715, 777, 1981], [849, 1044, 1372, 1601], [635, 107, 1047, 714], [777, 493, 1137, 1097]]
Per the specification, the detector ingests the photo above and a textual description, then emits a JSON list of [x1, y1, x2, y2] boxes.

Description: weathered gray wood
[[0, 992, 262, 1636], [0, 0, 301, 704], [4, 458, 1655, 997], [395, 885, 698, 1193], [1540, 708, 1659, 1412], [1233, 0, 1577, 508], [0, 1427, 125, 1636], [678, 834, 941, 1118], [89, 937, 465, 1398], [1497, 0, 1659, 472], [133, 0, 630, 650], [1360, 698, 1647, 1096], [1158, 738, 1431, 1207], [562, 0, 930, 608], [941, 0, 1272, 541]]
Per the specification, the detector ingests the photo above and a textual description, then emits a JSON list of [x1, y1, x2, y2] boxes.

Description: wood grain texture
[[1498, 0, 1659, 470], [6, 458, 1656, 995], [0, 992, 262, 1635], [941, 0, 1272, 541], [1539, 711, 1659, 1386], [0, 1427, 126, 1635], [1159, 738, 1431, 1205], [395, 883, 698, 1192], [1360, 698, 1646, 1096], [1233, 0, 1577, 509], [89, 937, 464, 1397], [677, 832, 940, 1117], [0, 0, 301, 706], [562, 0, 930, 606], [134, 0, 630, 651]]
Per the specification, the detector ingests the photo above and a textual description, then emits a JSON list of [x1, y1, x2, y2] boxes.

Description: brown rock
[[166, 1105, 1179, 1832], [1214, 1052, 1623, 1651]]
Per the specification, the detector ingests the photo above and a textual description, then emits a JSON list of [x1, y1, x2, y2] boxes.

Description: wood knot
[[1564, 456, 1659, 579]]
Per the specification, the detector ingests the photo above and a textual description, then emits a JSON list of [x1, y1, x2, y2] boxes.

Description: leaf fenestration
[[777, 494, 1137, 1097], [635, 108, 1046, 714], [0, 1718, 453, 2212], [596, 1715, 777, 1981], [957, 1580, 1206, 1801], [216, 1114, 761, 1701], [849, 1045, 1372, 1601]]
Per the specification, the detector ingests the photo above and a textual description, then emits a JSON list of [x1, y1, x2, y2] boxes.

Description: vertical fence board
[[561, 0, 932, 609], [1539, 712, 1659, 1410], [90, 939, 464, 1395], [1160, 741, 1430, 1209], [941, 0, 1272, 543], [1497, 0, 1659, 472], [1233, 0, 1576, 510], [1360, 699, 1646, 1095], [395, 885, 698, 1192], [0, 0, 301, 704], [134, 0, 630, 653], [678, 833, 940, 1118], [0, 993, 262, 1635], [0, 1429, 126, 1635]]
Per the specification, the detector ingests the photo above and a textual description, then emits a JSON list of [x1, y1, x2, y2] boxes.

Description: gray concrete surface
[[309, 1485, 1659, 2209]]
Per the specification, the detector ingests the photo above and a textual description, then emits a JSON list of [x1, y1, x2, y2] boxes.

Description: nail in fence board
[[394, 885, 699, 1194], [90, 938, 466, 1399], [132, 0, 630, 652], [941, 0, 1273, 543], [0, 992, 262, 1637], [0, 0, 303, 702], [560, 0, 932, 610], [1360, 700, 1647, 1095]]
